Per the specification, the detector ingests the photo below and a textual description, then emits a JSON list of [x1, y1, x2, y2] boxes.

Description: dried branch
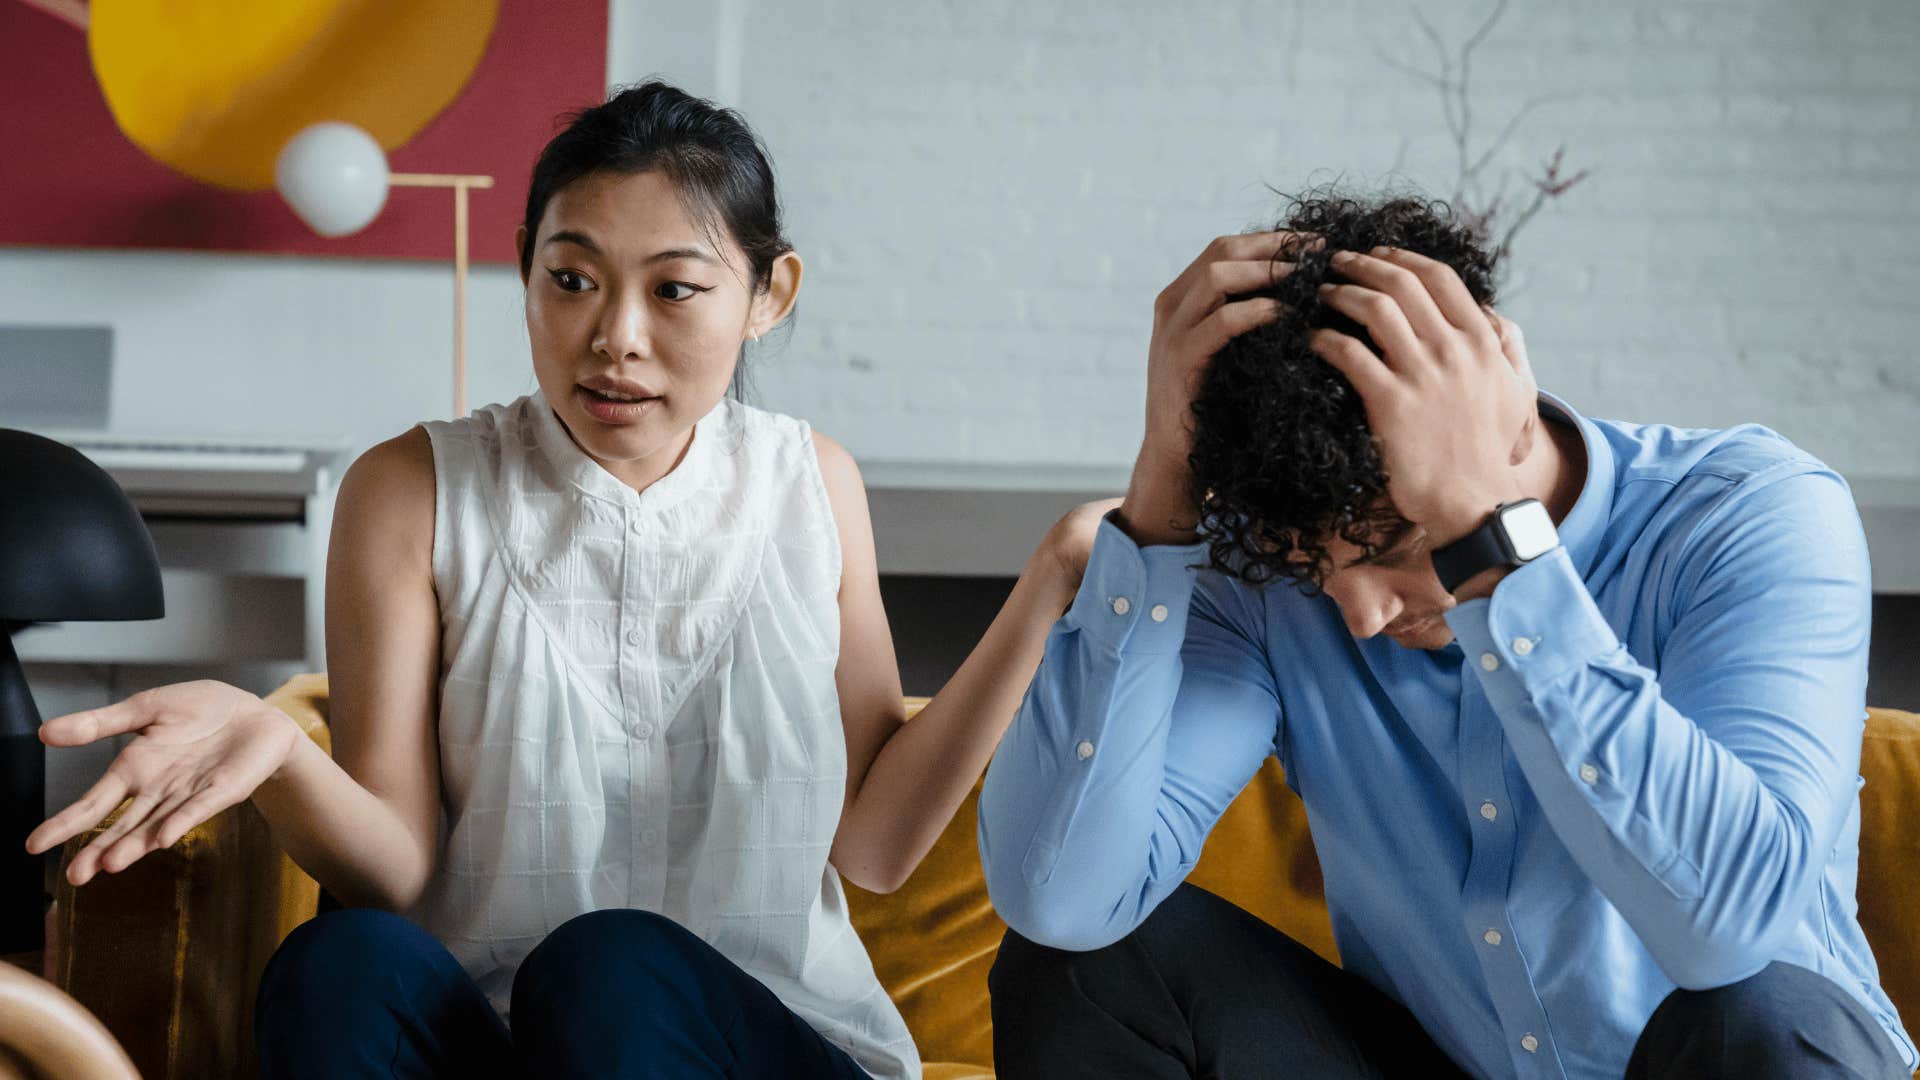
[[1384, 0, 1587, 277], [1373, 47, 1448, 92], [1461, 0, 1509, 60], [1494, 147, 1592, 261], [1462, 92, 1578, 190]]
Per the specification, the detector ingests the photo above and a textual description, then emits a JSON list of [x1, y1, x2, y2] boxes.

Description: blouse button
[[1110, 596, 1131, 616]]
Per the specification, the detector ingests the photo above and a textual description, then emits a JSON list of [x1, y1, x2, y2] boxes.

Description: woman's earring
[[749, 330, 760, 343]]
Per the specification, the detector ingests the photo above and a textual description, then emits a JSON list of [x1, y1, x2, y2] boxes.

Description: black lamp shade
[[2, 428, 165, 954], [0, 430, 164, 623]]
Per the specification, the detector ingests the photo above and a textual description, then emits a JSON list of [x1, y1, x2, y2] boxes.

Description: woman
[[27, 82, 1111, 1079]]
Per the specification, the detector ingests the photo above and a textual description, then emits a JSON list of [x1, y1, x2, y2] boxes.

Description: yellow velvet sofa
[[50, 675, 1920, 1078]]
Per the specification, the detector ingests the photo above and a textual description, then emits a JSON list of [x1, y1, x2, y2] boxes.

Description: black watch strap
[[1430, 512, 1513, 593]]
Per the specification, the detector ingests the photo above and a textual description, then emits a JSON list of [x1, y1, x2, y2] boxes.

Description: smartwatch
[[1430, 498, 1559, 593]]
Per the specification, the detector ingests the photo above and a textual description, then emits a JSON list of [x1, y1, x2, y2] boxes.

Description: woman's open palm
[[25, 680, 300, 885]]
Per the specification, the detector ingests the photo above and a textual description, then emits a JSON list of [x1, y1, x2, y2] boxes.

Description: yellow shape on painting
[[89, 0, 500, 192]]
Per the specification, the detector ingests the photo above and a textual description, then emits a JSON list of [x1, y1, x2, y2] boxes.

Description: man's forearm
[[1448, 534, 1867, 989], [978, 518, 1276, 952], [1114, 446, 1199, 548]]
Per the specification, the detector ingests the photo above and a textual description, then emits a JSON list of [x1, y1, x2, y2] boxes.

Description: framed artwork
[[0, 0, 609, 265]]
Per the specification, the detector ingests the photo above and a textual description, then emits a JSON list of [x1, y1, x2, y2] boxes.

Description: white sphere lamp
[[274, 122, 391, 238]]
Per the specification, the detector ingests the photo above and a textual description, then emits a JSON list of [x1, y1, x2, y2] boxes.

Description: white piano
[[12, 433, 350, 673]]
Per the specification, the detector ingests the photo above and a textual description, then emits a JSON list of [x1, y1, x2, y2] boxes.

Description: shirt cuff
[[1065, 513, 1207, 655], [1445, 546, 1623, 719]]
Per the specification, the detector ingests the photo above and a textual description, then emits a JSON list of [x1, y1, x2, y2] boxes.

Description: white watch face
[[1500, 501, 1559, 561]]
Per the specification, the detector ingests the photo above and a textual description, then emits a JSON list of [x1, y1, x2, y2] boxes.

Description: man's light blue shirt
[[978, 395, 1915, 1079]]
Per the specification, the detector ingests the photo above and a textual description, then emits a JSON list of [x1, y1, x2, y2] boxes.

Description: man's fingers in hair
[[1160, 232, 1317, 317], [1316, 283, 1422, 367], [1372, 247, 1491, 338], [1172, 260, 1297, 329], [1192, 297, 1286, 359], [1196, 230, 1319, 267], [1309, 328, 1394, 399], [1328, 250, 1453, 346]]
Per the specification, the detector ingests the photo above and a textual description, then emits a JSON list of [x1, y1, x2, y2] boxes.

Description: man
[[978, 194, 1915, 1079]]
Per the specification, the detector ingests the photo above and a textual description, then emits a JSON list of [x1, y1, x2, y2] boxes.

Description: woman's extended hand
[[25, 680, 302, 885]]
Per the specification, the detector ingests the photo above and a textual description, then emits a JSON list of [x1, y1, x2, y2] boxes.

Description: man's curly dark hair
[[1188, 189, 1500, 588]]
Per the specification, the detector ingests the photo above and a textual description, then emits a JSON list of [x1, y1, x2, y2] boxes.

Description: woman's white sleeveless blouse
[[412, 392, 917, 1079]]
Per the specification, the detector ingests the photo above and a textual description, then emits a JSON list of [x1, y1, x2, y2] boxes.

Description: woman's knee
[[260, 908, 448, 1004], [526, 909, 701, 973], [512, 909, 732, 1056], [514, 910, 710, 1008], [256, 909, 464, 1070], [257, 910, 508, 1079]]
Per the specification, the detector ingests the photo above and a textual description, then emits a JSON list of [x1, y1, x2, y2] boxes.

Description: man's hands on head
[[1118, 231, 1311, 547], [1310, 248, 1538, 548]]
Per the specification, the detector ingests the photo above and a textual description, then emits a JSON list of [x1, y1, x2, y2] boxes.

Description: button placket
[[619, 509, 668, 908], [1457, 671, 1557, 1073]]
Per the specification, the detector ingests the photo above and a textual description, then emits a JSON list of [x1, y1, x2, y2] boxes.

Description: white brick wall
[[617, 0, 1920, 481], [1, 2, 1907, 480]]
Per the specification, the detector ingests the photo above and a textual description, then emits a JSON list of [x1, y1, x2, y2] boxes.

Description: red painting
[[0, 1, 608, 264]]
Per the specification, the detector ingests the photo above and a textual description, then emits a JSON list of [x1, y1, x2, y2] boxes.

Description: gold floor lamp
[[278, 122, 493, 417]]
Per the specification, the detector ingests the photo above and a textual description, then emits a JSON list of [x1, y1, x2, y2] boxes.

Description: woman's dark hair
[[1189, 189, 1500, 588], [519, 80, 790, 292]]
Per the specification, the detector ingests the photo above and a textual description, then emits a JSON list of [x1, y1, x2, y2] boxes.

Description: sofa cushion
[[1859, 708, 1920, 1048]]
